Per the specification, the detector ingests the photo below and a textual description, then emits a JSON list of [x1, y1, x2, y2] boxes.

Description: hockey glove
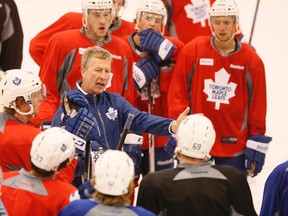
[[78, 178, 96, 199], [62, 90, 90, 115], [123, 133, 143, 178], [244, 135, 272, 177], [133, 56, 160, 90], [164, 136, 177, 157], [65, 107, 100, 156], [138, 29, 176, 63]]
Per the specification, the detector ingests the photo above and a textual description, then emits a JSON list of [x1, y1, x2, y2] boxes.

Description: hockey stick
[[63, 93, 92, 182], [249, 0, 260, 44], [83, 140, 92, 181], [116, 113, 135, 150], [148, 83, 155, 172]]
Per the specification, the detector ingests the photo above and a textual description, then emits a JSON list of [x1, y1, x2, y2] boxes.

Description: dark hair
[[30, 158, 71, 178]]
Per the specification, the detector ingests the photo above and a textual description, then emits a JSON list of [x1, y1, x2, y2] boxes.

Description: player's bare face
[[81, 57, 111, 95], [211, 16, 235, 43], [138, 12, 163, 32], [86, 9, 113, 41]]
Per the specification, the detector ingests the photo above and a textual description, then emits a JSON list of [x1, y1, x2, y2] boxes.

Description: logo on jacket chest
[[106, 107, 118, 121]]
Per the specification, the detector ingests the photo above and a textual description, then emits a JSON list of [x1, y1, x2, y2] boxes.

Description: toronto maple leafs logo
[[12, 77, 21, 86], [203, 68, 237, 110], [61, 143, 67, 152], [106, 107, 118, 121], [184, 0, 210, 27]]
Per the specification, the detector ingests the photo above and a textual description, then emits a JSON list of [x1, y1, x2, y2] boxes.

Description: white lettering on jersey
[[200, 58, 214, 66], [203, 68, 237, 110], [230, 64, 245, 70], [184, 0, 210, 27], [111, 54, 122, 60]]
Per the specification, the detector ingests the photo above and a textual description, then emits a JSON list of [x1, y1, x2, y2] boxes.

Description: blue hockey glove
[[138, 29, 176, 63], [133, 56, 160, 90], [164, 136, 177, 157], [244, 135, 272, 177], [65, 107, 100, 155], [78, 179, 96, 199], [62, 90, 90, 115], [123, 133, 143, 178]]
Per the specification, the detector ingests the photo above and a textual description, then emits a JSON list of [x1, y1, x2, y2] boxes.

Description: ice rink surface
[[14, 0, 288, 214]]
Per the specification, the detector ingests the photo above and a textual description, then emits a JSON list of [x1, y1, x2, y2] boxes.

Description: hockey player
[[29, 0, 134, 66], [137, 114, 257, 215], [122, 0, 184, 201], [0, 0, 23, 71], [167, 0, 271, 176], [260, 160, 288, 216], [51, 46, 190, 186], [31, 0, 135, 126], [0, 69, 45, 172], [161, 0, 246, 44], [0, 69, 99, 183], [59, 150, 156, 216], [1, 127, 79, 216]]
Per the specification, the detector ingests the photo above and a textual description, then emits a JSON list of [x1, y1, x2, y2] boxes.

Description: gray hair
[[81, 46, 113, 69]]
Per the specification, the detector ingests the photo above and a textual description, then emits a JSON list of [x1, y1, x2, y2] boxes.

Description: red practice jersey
[[162, 0, 244, 44], [0, 112, 78, 183], [1, 169, 78, 216], [168, 36, 267, 157], [162, 0, 215, 44]]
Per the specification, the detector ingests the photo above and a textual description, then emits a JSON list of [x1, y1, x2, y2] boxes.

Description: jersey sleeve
[[55, 158, 78, 183], [36, 34, 70, 122], [246, 47, 267, 135], [167, 43, 196, 119], [29, 12, 82, 66]]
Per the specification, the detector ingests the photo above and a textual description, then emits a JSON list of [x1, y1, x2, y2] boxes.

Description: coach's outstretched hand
[[170, 107, 190, 134]]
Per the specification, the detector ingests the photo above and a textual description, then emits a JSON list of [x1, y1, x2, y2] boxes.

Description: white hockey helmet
[[136, 0, 167, 25], [176, 114, 216, 159], [31, 127, 75, 172], [209, 0, 239, 24], [94, 150, 134, 196], [0, 69, 42, 115], [81, 0, 115, 18]]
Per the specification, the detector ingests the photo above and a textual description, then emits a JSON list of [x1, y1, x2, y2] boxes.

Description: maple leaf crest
[[184, 0, 210, 27], [106, 107, 118, 121], [203, 68, 237, 110]]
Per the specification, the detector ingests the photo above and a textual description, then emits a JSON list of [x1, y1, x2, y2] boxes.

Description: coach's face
[[81, 56, 112, 95]]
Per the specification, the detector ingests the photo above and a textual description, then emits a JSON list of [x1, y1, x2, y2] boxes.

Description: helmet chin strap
[[15, 104, 35, 116]]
